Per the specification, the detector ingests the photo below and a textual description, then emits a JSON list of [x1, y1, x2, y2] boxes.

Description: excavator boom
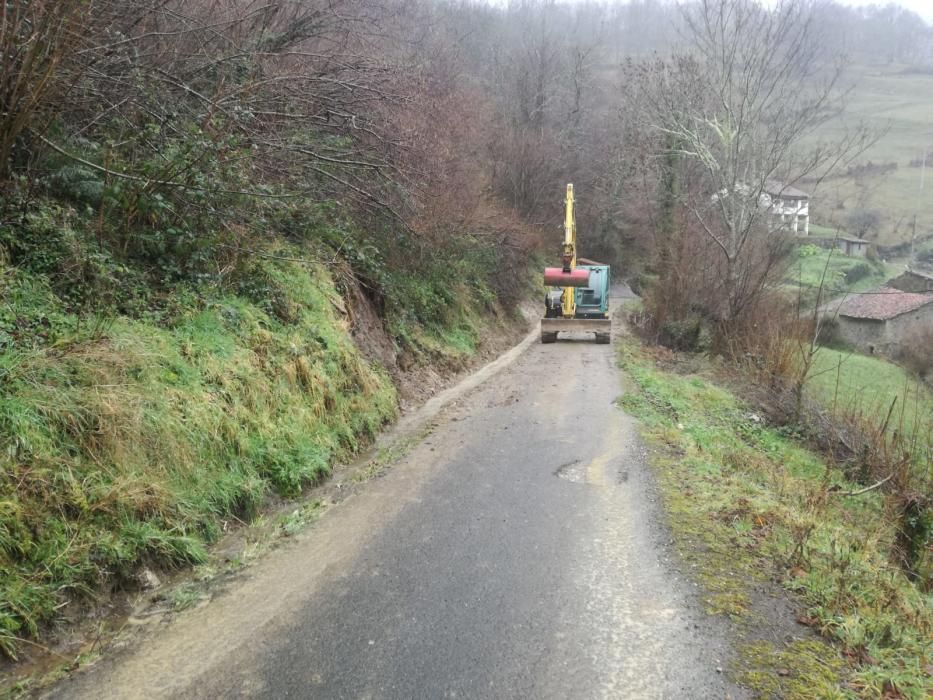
[[540, 184, 611, 344]]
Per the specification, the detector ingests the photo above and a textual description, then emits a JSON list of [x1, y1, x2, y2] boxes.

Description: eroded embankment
[[0, 228, 534, 679]]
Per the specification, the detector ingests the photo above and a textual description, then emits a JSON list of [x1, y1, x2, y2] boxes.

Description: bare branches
[[1, 0, 425, 223], [0, 0, 89, 177], [623, 0, 880, 340]]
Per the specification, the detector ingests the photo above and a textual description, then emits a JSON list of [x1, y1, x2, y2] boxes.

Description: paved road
[[48, 318, 743, 699]]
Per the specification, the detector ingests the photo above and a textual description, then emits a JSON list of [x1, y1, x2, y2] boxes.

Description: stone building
[[888, 269, 933, 293], [832, 287, 933, 355], [836, 236, 870, 258]]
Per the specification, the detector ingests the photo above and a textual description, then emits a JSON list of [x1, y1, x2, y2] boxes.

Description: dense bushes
[[0, 176, 533, 658]]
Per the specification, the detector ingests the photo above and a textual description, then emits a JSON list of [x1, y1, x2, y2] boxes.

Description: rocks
[[137, 568, 161, 591]]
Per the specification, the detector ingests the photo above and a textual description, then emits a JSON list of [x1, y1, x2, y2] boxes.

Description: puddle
[[556, 458, 627, 487], [555, 459, 587, 484]]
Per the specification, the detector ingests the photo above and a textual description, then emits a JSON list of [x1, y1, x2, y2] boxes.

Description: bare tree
[[0, 1, 89, 178], [629, 0, 876, 338]]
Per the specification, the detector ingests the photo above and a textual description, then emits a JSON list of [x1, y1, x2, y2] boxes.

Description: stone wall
[[836, 302, 933, 355], [887, 303, 933, 344], [837, 316, 888, 353], [888, 271, 933, 293]]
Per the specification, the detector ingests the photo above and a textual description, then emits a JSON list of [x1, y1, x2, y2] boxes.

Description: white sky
[[829, 0, 933, 22]]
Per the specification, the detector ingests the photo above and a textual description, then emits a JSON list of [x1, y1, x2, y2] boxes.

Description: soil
[[0, 284, 537, 695]]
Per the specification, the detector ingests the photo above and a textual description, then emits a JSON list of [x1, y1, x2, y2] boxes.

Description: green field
[[809, 64, 933, 249], [782, 244, 895, 308], [807, 348, 933, 445]]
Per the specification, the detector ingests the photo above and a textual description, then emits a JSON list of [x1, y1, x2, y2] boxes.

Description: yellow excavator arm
[[561, 184, 577, 318]]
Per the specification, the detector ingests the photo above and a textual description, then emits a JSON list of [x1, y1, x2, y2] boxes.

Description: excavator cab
[[574, 265, 610, 319]]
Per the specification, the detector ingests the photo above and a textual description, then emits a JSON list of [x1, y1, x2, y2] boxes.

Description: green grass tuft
[[617, 337, 932, 699]]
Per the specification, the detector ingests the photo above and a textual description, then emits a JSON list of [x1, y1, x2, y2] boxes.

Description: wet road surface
[[47, 319, 743, 699]]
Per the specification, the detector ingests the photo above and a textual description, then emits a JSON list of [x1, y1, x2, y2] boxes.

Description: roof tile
[[837, 287, 933, 321]]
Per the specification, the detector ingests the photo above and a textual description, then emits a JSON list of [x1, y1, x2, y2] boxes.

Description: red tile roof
[[837, 287, 933, 321]]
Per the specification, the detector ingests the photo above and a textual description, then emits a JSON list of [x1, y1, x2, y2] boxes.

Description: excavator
[[540, 184, 611, 344]]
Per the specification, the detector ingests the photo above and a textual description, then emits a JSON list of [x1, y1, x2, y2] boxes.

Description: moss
[[739, 640, 847, 700], [616, 337, 932, 699]]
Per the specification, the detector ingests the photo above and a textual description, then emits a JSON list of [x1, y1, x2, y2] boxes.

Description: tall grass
[[618, 337, 932, 698], [0, 253, 398, 659]]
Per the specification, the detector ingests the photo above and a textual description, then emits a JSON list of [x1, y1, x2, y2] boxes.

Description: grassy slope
[[617, 336, 931, 699], [783, 244, 894, 308], [0, 252, 398, 657], [807, 348, 933, 445], [0, 206, 523, 659], [812, 65, 933, 248]]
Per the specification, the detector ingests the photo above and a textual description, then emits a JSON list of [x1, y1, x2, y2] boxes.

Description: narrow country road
[[46, 305, 744, 699]]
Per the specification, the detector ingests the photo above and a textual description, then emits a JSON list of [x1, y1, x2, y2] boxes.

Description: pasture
[[808, 64, 933, 250]]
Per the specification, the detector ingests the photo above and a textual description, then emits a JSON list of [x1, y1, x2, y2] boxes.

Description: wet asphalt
[[46, 318, 744, 699]]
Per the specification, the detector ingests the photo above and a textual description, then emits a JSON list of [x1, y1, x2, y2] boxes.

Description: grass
[[806, 348, 933, 451], [783, 244, 894, 309], [811, 64, 933, 248], [617, 336, 932, 699], [169, 584, 205, 612], [0, 252, 401, 658]]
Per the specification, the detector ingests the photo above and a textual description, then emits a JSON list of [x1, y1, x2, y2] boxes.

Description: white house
[[762, 182, 809, 235]]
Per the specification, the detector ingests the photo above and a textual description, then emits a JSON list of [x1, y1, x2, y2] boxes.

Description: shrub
[[898, 324, 933, 380], [843, 261, 874, 284], [815, 316, 843, 348], [658, 317, 707, 352]]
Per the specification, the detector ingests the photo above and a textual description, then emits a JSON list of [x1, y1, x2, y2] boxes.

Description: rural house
[[836, 235, 871, 258], [830, 287, 933, 355], [763, 182, 809, 235], [889, 268, 933, 293]]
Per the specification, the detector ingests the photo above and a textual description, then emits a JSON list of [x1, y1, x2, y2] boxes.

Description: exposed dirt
[[345, 279, 537, 410], [0, 287, 537, 696]]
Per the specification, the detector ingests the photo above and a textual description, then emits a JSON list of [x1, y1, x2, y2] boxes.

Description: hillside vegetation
[[0, 0, 543, 659], [0, 189, 528, 658], [808, 348, 933, 450], [783, 244, 893, 308], [812, 64, 933, 254], [618, 337, 931, 699]]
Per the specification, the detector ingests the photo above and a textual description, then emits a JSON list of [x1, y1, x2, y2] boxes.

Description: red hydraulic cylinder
[[544, 267, 590, 287]]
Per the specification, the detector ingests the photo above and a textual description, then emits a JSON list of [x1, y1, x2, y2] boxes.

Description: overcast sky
[[828, 1, 933, 22]]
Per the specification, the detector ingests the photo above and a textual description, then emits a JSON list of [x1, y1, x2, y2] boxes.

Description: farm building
[[888, 268, 933, 293], [830, 287, 933, 355], [763, 182, 809, 235], [835, 235, 871, 257], [805, 234, 872, 258]]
